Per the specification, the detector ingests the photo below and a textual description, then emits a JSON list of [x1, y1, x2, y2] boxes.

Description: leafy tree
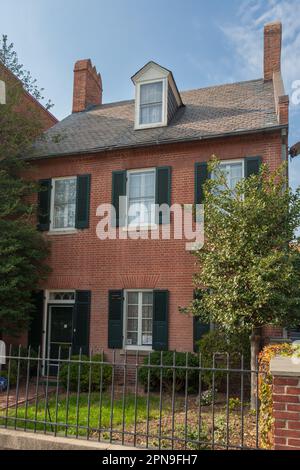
[[186, 157, 300, 408], [0, 34, 53, 110], [0, 58, 50, 336]]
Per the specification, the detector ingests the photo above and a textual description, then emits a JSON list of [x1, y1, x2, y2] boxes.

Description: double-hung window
[[124, 291, 153, 349], [139, 81, 163, 126], [50, 177, 77, 230], [211, 160, 244, 191], [127, 169, 156, 227]]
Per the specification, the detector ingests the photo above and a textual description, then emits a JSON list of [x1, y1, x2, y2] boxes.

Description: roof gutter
[[26, 124, 288, 162]]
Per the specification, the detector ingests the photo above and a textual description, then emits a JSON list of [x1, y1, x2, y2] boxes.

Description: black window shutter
[[153, 290, 169, 351], [195, 162, 210, 204], [28, 290, 44, 351], [75, 174, 91, 229], [108, 290, 123, 349], [72, 290, 91, 355], [112, 171, 127, 227], [37, 179, 51, 231], [245, 156, 262, 177], [193, 290, 210, 352], [155, 166, 171, 224]]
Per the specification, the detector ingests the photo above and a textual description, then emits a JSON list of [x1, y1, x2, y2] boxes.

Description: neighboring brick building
[[0, 62, 57, 131], [23, 22, 293, 367]]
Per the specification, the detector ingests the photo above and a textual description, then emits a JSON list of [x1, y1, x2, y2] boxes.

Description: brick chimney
[[264, 22, 282, 81], [72, 59, 102, 113]]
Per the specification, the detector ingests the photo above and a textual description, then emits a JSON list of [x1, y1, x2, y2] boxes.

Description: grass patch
[[0, 392, 165, 438]]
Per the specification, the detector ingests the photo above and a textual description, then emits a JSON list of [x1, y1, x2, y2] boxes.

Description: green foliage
[[0, 63, 50, 335], [59, 354, 112, 392], [197, 329, 250, 389], [138, 351, 199, 393], [175, 423, 210, 450], [258, 343, 297, 449], [228, 397, 241, 412], [0, 34, 53, 110], [2, 392, 163, 437], [199, 388, 214, 406], [188, 158, 300, 334]]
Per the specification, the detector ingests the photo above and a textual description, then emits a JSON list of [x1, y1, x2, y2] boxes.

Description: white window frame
[[123, 289, 153, 351], [134, 78, 167, 130], [125, 167, 157, 230], [211, 159, 244, 189], [50, 176, 77, 232]]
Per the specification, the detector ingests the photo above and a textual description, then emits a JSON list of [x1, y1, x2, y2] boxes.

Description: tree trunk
[[250, 327, 261, 411]]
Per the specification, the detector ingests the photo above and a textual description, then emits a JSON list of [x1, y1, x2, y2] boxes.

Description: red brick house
[[0, 62, 57, 131], [24, 22, 293, 366]]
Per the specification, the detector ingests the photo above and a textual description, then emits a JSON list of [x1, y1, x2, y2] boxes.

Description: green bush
[[59, 354, 112, 392], [138, 351, 199, 393], [197, 329, 250, 391]]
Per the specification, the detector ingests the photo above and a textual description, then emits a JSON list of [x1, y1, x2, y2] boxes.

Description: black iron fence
[[0, 345, 263, 450]]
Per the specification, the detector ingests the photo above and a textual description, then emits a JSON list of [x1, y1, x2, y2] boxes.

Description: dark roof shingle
[[32, 78, 280, 158]]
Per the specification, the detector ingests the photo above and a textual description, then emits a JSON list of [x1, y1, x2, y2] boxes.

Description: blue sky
[[1, 0, 299, 188]]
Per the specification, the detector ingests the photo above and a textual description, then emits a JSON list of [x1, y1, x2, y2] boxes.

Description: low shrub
[[228, 397, 241, 412], [197, 329, 250, 391], [138, 351, 199, 393], [175, 423, 210, 450], [59, 353, 112, 392], [200, 389, 215, 406]]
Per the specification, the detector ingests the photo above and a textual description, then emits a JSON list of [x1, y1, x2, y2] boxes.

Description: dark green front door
[[47, 305, 73, 375]]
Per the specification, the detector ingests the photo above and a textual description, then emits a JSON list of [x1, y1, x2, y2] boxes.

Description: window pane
[[127, 304, 138, 317], [126, 332, 138, 346], [140, 103, 162, 125], [127, 292, 138, 305], [140, 82, 162, 105], [142, 334, 152, 346], [128, 171, 155, 226], [212, 162, 243, 192], [49, 291, 75, 302], [53, 178, 76, 229], [127, 318, 138, 331], [229, 163, 243, 189], [142, 292, 153, 305], [144, 172, 155, 197]]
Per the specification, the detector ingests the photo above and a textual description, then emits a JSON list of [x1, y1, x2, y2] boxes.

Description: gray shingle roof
[[32, 78, 281, 159]]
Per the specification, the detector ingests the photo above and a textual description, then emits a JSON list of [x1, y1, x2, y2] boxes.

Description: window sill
[[119, 349, 152, 356], [134, 122, 166, 130], [47, 229, 78, 236]]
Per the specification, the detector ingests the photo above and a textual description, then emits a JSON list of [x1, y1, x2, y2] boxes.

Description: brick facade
[[271, 361, 300, 450], [24, 130, 284, 357], [0, 62, 57, 131]]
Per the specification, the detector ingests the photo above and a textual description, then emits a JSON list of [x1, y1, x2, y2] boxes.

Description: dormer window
[[132, 61, 183, 130], [139, 81, 163, 125]]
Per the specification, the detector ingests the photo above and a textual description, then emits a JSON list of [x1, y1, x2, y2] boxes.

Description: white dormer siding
[[0, 80, 6, 104], [131, 61, 182, 130]]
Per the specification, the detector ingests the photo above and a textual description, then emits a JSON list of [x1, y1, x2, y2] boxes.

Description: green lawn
[[0, 392, 166, 438]]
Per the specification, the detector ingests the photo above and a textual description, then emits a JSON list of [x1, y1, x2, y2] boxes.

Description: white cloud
[[221, 1, 300, 191], [220, 0, 300, 100]]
